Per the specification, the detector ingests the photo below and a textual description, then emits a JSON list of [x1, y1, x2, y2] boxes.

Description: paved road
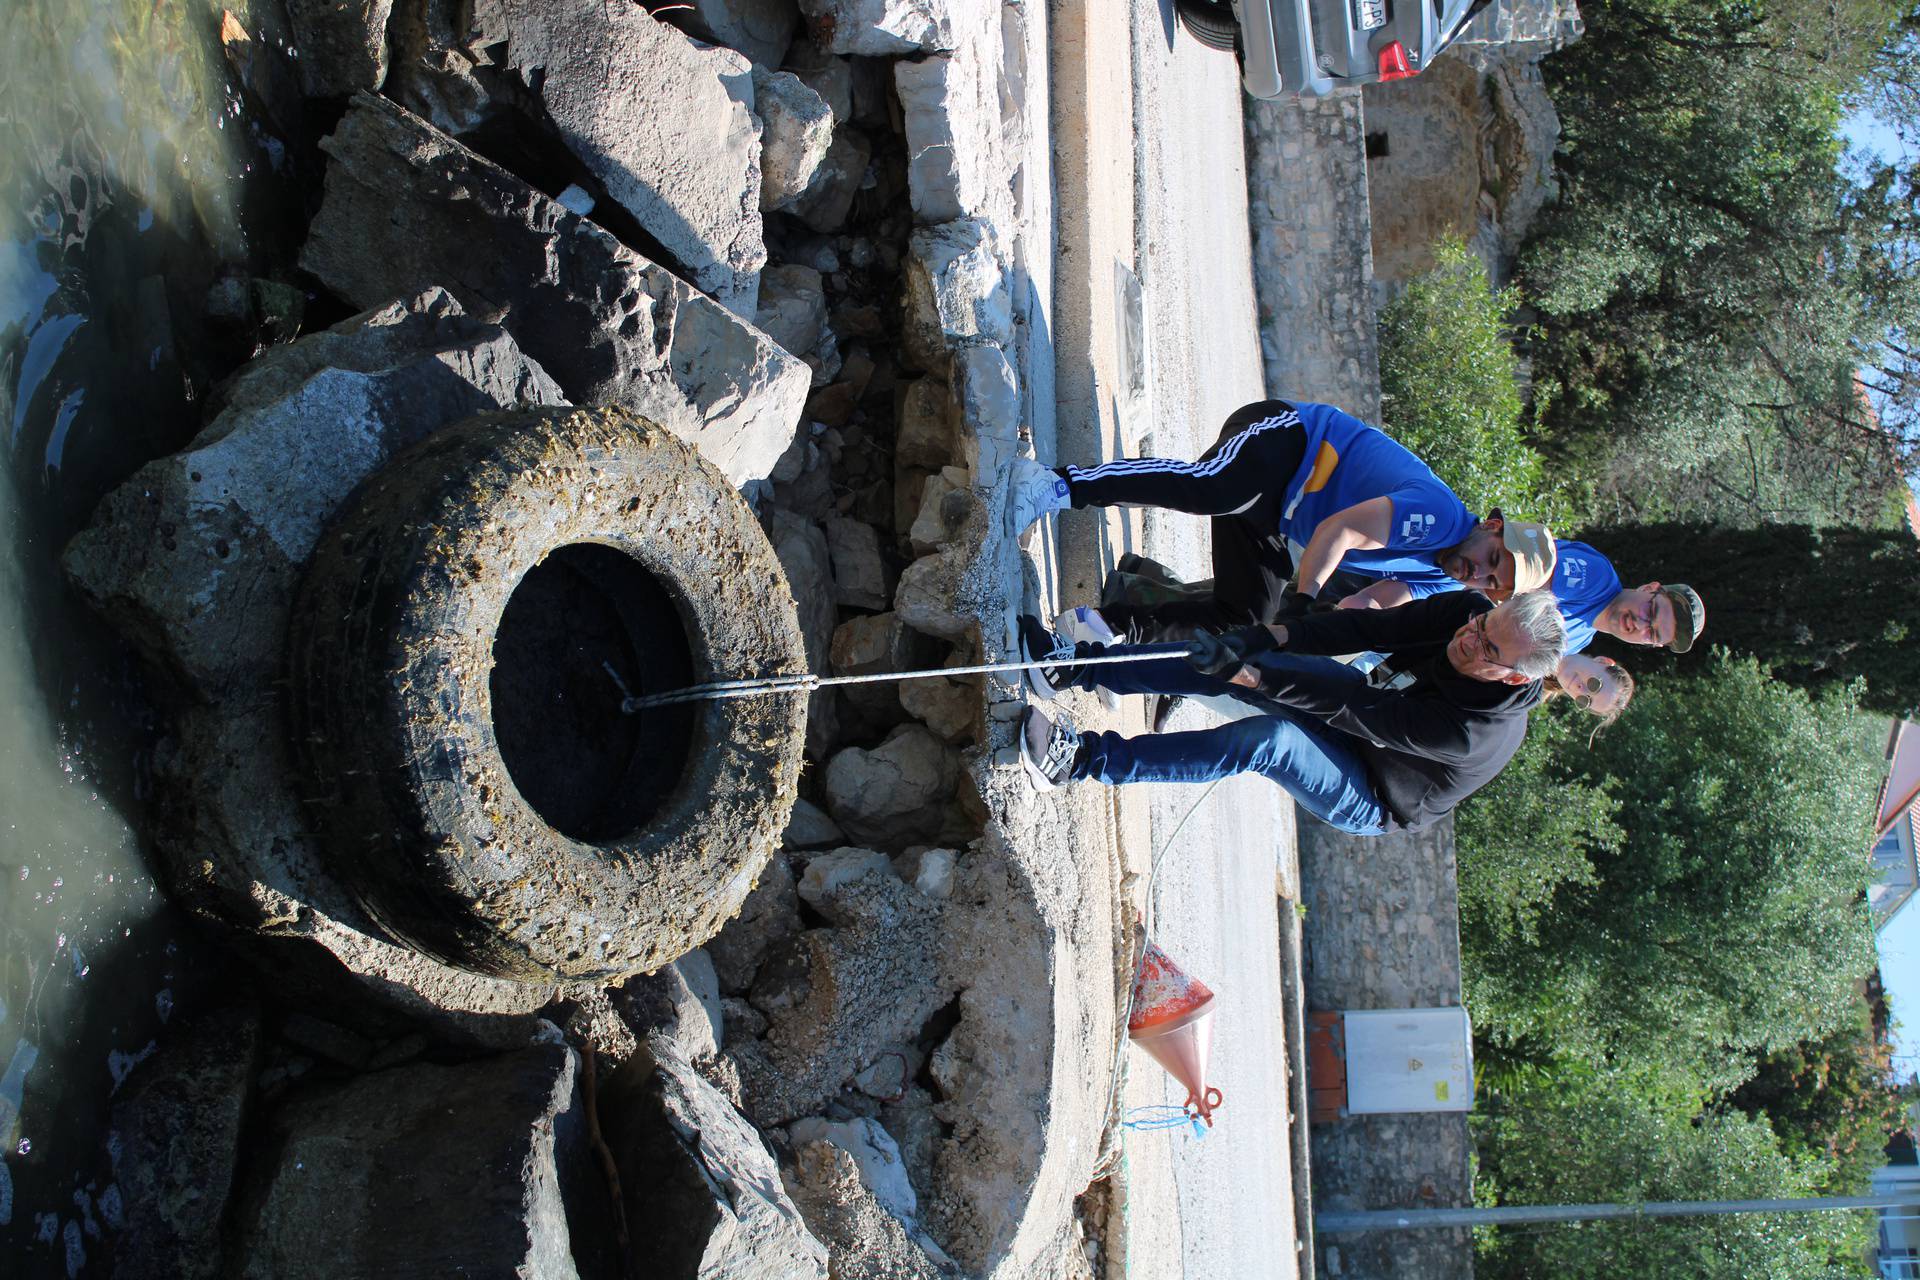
[[1044, 2, 1302, 1275]]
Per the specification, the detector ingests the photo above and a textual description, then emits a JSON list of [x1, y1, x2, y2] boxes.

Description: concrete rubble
[[493, 0, 768, 316], [299, 92, 808, 486], [73, 0, 1121, 1275]]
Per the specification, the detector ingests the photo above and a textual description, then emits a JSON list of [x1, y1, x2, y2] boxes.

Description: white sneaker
[[1020, 706, 1080, 790], [1053, 604, 1117, 648], [1054, 606, 1120, 711], [1006, 457, 1070, 540]]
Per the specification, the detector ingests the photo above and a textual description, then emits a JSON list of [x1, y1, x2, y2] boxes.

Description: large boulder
[[668, 0, 800, 68], [300, 92, 808, 486], [796, 0, 956, 55], [494, 0, 767, 316], [285, 0, 393, 98], [601, 1039, 829, 1280], [893, 4, 1009, 225], [64, 289, 560, 692], [822, 724, 964, 846], [754, 67, 835, 212], [109, 1007, 264, 1280], [62, 290, 563, 1033], [234, 1042, 597, 1278]]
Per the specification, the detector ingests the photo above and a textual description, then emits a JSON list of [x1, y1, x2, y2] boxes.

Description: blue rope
[[1123, 1105, 1208, 1139]]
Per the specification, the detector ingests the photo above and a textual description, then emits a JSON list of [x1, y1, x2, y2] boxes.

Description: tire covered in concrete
[[287, 406, 808, 982]]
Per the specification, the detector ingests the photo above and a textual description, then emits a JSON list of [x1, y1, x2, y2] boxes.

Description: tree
[[1576, 521, 1920, 715], [1474, 1068, 1875, 1280], [1464, 655, 1881, 1089], [1728, 1005, 1913, 1195], [1377, 240, 1555, 518], [1520, 0, 1920, 526]]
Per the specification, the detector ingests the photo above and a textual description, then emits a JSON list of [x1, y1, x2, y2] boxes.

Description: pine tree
[[1577, 521, 1920, 714]]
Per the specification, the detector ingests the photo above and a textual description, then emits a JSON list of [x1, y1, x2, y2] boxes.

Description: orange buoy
[[1128, 940, 1223, 1125]]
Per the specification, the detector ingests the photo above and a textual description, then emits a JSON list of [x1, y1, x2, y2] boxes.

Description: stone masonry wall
[[1300, 818, 1474, 1280], [1243, 90, 1381, 419]]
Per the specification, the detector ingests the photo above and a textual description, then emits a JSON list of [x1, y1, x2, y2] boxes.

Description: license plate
[[1357, 0, 1387, 28]]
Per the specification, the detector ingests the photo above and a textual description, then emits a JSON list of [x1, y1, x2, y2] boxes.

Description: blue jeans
[[1069, 647, 1388, 836]]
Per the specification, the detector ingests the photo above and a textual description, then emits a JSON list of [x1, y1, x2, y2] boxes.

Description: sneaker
[[1020, 706, 1081, 790], [1054, 606, 1119, 710], [1005, 456, 1070, 539], [1017, 613, 1080, 700], [1053, 604, 1117, 648], [1149, 693, 1184, 734]]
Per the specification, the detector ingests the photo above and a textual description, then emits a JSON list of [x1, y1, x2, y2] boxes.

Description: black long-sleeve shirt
[[1249, 593, 1541, 832]]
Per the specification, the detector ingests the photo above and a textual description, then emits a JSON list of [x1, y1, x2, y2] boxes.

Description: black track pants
[[1068, 401, 1305, 642]]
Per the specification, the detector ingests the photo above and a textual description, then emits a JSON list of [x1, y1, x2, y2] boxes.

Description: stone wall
[[1243, 90, 1381, 419], [1299, 818, 1473, 1280]]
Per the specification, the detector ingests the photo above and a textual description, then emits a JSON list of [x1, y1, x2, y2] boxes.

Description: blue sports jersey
[[1281, 403, 1477, 596], [1549, 540, 1622, 654]]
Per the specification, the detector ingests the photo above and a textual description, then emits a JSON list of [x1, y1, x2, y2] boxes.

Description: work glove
[[1183, 626, 1276, 678], [1274, 588, 1321, 620]]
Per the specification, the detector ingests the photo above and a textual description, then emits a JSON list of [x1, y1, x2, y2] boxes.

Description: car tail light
[[1377, 42, 1416, 80]]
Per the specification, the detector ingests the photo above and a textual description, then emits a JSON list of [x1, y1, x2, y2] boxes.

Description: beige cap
[[1502, 520, 1557, 595]]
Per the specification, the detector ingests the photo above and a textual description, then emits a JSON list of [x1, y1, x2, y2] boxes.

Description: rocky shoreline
[[58, 1, 1105, 1276]]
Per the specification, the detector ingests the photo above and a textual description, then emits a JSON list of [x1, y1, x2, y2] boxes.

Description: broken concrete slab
[[787, 1140, 960, 1279], [729, 858, 953, 1124], [603, 1039, 830, 1280], [65, 288, 561, 693], [300, 92, 809, 485], [789, 1115, 917, 1220], [755, 67, 835, 212], [495, 0, 767, 316], [235, 1042, 594, 1278]]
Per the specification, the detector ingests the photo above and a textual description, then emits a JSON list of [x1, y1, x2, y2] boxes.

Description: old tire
[[287, 406, 808, 983], [1176, 0, 1241, 51]]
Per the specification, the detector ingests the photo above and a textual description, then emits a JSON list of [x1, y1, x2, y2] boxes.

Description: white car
[[1176, 0, 1493, 97]]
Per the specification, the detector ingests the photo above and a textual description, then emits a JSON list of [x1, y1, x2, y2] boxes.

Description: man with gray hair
[[1016, 590, 1567, 836]]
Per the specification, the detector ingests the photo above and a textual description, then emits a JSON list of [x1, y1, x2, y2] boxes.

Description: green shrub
[[1377, 240, 1565, 522]]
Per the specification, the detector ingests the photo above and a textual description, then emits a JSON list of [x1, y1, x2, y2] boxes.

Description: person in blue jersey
[[1004, 399, 1558, 642], [1348, 536, 1707, 656]]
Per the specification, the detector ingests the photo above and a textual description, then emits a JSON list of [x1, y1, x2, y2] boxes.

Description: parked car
[[1175, 0, 1493, 98]]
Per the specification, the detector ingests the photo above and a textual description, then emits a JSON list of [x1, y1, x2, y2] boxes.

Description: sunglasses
[[1571, 673, 1604, 710]]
